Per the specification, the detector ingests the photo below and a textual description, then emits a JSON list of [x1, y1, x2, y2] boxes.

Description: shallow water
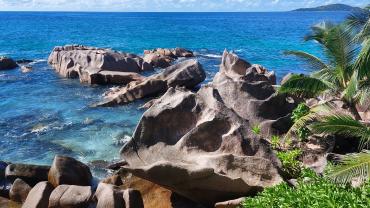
[[0, 12, 348, 176]]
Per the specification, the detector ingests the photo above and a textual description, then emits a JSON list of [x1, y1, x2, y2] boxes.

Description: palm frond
[[310, 114, 370, 148], [341, 70, 358, 104], [279, 74, 330, 98], [326, 151, 370, 185], [346, 8, 370, 42], [305, 21, 336, 44], [285, 104, 331, 140], [357, 83, 370, 106], [323, 26, 358, 83], [284, 50, 328, 70], [354, 39, 370, 79]]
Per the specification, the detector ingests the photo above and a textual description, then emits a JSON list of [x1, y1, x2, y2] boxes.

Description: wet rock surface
[[0, 57, 18, 70]]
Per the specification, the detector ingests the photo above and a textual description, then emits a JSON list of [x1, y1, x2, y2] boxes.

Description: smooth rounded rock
[[5, 164, 50, 186], [48, 156, 92, 187], [9, 178, 32, 203], [48, 185, 92, 208], [22, 181, 54, 208]]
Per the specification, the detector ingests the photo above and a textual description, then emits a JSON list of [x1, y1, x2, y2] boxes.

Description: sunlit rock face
[[119, 50, 296, 206], [48, 45, 153, 85]]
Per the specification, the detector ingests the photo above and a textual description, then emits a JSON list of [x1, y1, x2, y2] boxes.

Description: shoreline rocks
[[97, 59, 206, 107], [117, 50, 294, 206], [48, 45, 153, 85], [143, 48, 194, 68], [0, 57, 18, 70]]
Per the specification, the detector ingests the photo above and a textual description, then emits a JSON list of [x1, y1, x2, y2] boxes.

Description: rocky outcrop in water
[[0, 57, 18, 70], [117, 50, 296, 206], [97, 59, 206, 107], [48, 45, 153, 85], [143, 48, 194, 68]]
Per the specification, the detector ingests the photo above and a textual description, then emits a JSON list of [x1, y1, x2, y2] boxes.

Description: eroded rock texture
[[118, 50, 296, 206], [48, 45, 152, 85], [97, 59, 206, 107]]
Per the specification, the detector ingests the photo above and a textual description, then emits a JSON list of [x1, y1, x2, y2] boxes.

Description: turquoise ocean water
[[0, 12, 348, 176]]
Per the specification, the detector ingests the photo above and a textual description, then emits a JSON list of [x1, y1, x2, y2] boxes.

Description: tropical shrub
[[270, 135, 281, 149], [291, 103, 311, 140], [242, 177, 370, 208], [251, 124, 261, 135], [276, 149, 302, 178]]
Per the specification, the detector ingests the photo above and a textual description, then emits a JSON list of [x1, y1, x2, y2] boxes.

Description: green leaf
[[310, 114, 370, 148], [284, 50, 328, 70], [326, 151, 370, 185], [279, 74, 329, 98]]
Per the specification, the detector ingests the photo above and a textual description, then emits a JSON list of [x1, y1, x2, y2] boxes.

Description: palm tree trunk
[[348, 104, 363, 121]]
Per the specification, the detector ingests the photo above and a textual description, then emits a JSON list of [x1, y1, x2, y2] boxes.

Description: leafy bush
[[251, 124, 261, 135], [270, 135, 281, 149], [291, 103, 311, 140], [242, 177, 370, 208], [276, 149, 302, 178]]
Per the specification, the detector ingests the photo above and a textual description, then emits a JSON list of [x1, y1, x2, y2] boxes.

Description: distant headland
[[293, 3, 363, 12]]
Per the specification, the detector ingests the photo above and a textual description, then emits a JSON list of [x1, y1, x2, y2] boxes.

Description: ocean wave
[[197, 53, 222, 59]]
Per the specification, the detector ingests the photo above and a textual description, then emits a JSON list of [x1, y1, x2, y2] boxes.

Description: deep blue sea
[[0, 12, 348, 176]]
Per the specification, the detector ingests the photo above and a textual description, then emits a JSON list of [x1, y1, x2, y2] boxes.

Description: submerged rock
[[20, 65, 32, 73], [97, 59, 206, 107], [48, 155, 92, 187], [117, 50, 296, 206], [143, 48, 194, 68], [48, 45, 153, 85], [0, 57, 18, 70]]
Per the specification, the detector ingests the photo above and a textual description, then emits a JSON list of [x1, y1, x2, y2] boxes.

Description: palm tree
[[346, 4, 370, 42], [280, 22, 369, 121]]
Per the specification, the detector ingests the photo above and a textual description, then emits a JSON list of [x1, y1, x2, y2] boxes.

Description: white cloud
[[0, 0, 368, 11]]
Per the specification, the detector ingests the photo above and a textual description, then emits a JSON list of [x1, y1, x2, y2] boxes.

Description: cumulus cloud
[[0, 0, 368, 11]]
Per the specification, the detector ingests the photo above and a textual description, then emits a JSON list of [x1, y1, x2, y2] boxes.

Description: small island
[[293, 3, 363, 12]]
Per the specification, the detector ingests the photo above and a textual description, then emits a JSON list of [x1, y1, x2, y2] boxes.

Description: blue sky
[[0, 0, 368, 12]]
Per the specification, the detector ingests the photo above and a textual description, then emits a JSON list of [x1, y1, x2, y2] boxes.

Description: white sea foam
[[198, 53, 222, 59]]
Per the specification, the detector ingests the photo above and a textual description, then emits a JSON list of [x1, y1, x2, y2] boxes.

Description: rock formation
[[117, 50, 296, 206], [5, 164, 50, 186], [48, 155, 92, 187], [48, 45, 153, 85], [0, 57, 18, 70], [97, 59, 206, 107], [143, 48, 194, 68]]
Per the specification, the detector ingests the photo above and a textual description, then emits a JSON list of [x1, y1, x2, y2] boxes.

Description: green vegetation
[[242, 5, 370, 208], [251, 124, 261, 135], [291, 103, 311, 140], [242, 176, 370, 208], [270, 135, 281, 149], [276, 149, 302, 178]]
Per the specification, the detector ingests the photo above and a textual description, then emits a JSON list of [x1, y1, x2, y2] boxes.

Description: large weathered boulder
[[48, 155, 92, 187], [117, 50, 296, 206], [48, 45, 153, 85], [48, 185, 92, 208], [94, 183, 124, 208], [97, 59, 206, 107], [9, 178, 32, 203], [5, 164, 50, 186], [22, 181, 54, 208], [94, 182, 144, 208], [0, 57, 18, 70], [143, 48, 194, 68]]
